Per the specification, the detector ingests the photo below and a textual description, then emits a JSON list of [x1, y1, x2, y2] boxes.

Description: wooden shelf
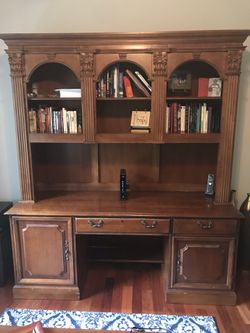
[[164, 133, 220, 143], [29, 133, 84, 143]]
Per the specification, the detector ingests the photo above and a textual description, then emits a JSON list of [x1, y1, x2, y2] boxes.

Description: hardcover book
[[198, 77, 209, 97], [134, 71, 152, 93], [123, 76, 133, 97]]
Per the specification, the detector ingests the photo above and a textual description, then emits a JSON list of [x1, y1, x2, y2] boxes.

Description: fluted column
[[151, 51, 168, 142], [215, 50, 243, 203], [80, 52, 95, 142], [8, 51, 34, 201]]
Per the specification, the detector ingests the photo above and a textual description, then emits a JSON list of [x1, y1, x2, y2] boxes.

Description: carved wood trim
[[8, 52, 34, 201], [153, 51, 168, 76], [227, 50, 243, 75], [215, 75, 240, 203], [80, 52, 94, 77]]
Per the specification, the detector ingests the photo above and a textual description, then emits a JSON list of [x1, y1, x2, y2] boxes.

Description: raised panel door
[[171, 236, 235, 290], [11, 216, 75, 285]]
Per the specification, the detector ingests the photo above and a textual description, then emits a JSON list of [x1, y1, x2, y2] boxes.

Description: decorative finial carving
[[227, 50, 242, 74], [80, 52, 94, 77], [7, 52, 24, 77], [153, 51, 168, 76]]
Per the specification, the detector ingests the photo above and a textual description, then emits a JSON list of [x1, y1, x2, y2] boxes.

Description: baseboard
[[166, 288, 237, 305], [13, 284, 80, 300]]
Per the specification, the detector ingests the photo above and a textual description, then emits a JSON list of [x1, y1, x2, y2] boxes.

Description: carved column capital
[[7, 51, 25, 77], [153, 51, 168, 76], [227, 50, 243, 75], [80, 52, 94, 77]]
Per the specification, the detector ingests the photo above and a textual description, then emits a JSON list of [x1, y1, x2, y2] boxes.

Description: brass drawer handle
[[197, 220, 213, 230], [140, 220, 158, 228], [88, 219, 104, 228], [64, 240, 69, 261]]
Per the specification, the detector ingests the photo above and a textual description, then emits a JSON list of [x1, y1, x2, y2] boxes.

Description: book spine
[[123, 76, 133, 97]]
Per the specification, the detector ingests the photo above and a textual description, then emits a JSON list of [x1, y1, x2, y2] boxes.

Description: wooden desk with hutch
[[1, 30, 249, 305]]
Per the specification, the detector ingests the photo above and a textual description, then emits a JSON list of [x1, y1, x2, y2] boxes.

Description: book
[[134, 71, 152, 93], [123, 76, 133, 97], [208, 78, 222, 97], [130, 110, 151, 128], [55, 89, 81, 98], [198, 78, 209, 97], [125, 69, 150, 97], [131, 128, 150, 133]]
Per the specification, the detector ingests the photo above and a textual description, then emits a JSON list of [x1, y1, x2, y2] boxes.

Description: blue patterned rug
[[0, 308, 219, 333]]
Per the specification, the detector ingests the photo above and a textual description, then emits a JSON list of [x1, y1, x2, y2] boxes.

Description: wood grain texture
[[0, 267, 249, 333]]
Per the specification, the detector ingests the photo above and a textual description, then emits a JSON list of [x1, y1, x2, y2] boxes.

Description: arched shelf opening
[[168, 60, 222, 98], [27, 62, 80, 98], [97, 61, 151, 98], [165, 60, 222, 136]]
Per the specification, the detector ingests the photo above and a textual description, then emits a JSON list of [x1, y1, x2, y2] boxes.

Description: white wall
[[0, 0, 250, 205]]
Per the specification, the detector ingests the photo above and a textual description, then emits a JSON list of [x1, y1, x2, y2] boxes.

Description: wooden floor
[[0, 263, 250, 333]]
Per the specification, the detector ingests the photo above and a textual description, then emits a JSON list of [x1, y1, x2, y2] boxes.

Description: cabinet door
[[11, 216, 75, 285], [170, 236, 235, 290]]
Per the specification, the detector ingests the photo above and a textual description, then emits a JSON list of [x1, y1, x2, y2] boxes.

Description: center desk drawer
[[173, 218, 238, 235], [75, 217, 170, 234]]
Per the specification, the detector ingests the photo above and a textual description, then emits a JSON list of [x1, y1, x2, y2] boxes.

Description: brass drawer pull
[[197, 220, 213, 230], [64, 240, 69, 261], [88, 219, 104, 228], [140, 220, 158, 229]]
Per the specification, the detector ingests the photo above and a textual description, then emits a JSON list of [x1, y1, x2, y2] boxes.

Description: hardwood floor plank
[[0, 265, 249, 332]]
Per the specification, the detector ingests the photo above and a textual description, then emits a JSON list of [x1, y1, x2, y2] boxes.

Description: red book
[[198, 77, 209, 97], [123, 75, 133, 97]]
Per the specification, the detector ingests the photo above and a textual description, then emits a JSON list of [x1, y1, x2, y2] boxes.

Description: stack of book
[[29, 106, 82, 134], [97, 66, 151, 98], [130, 110, 151, 133]]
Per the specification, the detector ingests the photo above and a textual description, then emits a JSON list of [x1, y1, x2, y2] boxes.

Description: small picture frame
[[130, 111, 150, 128]]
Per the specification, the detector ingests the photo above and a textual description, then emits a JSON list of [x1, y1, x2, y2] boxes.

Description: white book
[[55, 89, 81, 98], [166, 105, 170, 133]]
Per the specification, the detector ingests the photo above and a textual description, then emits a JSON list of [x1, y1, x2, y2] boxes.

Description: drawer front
[[173, 218, 238, 235], [75, 217, 170, 234]]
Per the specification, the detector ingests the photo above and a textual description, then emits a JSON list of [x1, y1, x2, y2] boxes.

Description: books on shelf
[[126, 69, 150, 97], [166, 102, 220, 134], [29, 106, 82, 134], [96, 66, 151, 98], [198, 77, 222, 97], [55, 88, 81, 98]]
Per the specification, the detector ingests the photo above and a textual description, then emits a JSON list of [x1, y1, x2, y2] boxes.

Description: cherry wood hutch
[[1, 30, 249, 305]]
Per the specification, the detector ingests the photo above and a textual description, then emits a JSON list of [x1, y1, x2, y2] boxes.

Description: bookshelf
[[1, 30, 249, 305]]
